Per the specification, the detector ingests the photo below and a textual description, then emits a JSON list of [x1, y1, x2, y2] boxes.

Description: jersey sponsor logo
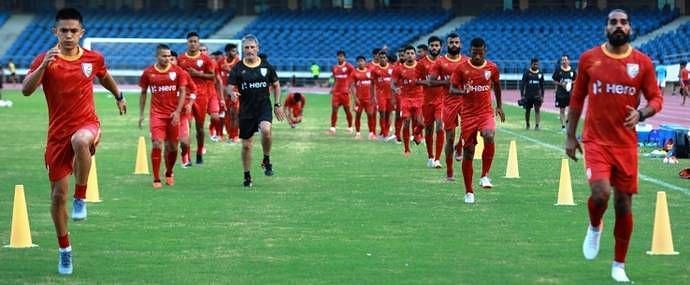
[[241, 81, 268, 89], [81, 63, 92, 77], [260, 67, 267, 77], [592, 80, 637, 95], [357, 80, 372, 86], [169, 72, 177, 81], [626, 63, 639, 78], [196, 59, 204, 67], [461, 80, 491, 94], [528, 79, 541, 84], [151, 85, 178, 93], [484, 70, 491, 80]]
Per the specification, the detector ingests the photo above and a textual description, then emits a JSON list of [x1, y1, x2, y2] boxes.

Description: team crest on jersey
[[388, 69, 393, 75], [626, 63, 639, 78], [366, 72, 371, 78], [341, 67, 347, 72], [81, 63, 92, 77], [196, 59, 204, 67], [169, 72, 177, 81], [260, 68, 267, 77], [484, 70, 491, 80]]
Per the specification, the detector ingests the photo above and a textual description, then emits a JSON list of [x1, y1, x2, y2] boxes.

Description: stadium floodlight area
[[83, 37, 242, 77]]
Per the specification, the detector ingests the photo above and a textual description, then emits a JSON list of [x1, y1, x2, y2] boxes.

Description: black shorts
[[555, 93, 570, 108], [523, 97, 542, 109], [239, 102, 273, 139]]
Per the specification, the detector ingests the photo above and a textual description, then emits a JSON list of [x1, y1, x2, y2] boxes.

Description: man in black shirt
[[227, 34, 285, 187], [552, 54, 576, 132], [520, 58, 544, 130]]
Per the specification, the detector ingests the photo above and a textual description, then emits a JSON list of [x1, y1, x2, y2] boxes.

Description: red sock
[[58, 234, 70, 249], [208, 120, 215, 137], [587, 196, 608, 228], [403, 124, 411, 153], [152, 148, 162, 181], [355, 111, 362, 132], [381, 115, 389, 136], [230, 125, 239, 139], [395, 116, 402, 139], [435, 131, 445, 162], [462, 159, 474, 193], [345, 109, 353, 128], [214, 118, 224, 139], [481, 142, 495, 177], [224, 115, 232, 138], [425, 130, 434, 158], [180, 144, 189, 163], [367, 113, 376, 134], [165, 150, 177, 177], [614, 212, 633, 263], [74, 184, 86, 200], [331, 110, 338, 128], [446, 153, 454, 178]]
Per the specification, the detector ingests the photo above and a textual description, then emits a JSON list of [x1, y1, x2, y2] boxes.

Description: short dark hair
[[211, 50, 223, 56], [531, 58, 539, 64], [55, 8, 83, 24], [681, 60, 687, 66], [156, 44, 170, 54], [293, 93, 303, 101], [225, 43, 237, 52], [447, 32, 460, 39], [404, 45, 416, 52], [427, 36, 442, 45], [186, 32, 199, 39], [170, 50, 178, 57], [356, 55, 366, 61], [470, 38, 486, 48], [607, 9, 630, 25], [416, 44, 428, 51], [337, 50, 346, 56], [372, 48, 381, 56], [561, 54, 569, 59]]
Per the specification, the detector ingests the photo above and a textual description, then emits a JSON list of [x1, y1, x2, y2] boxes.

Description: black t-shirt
[[552, 67, 576, 97], [228, 58, 278, 119], [520, 69, 544, 98]]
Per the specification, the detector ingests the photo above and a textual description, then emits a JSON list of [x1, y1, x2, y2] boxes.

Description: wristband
[[274, 103, 281, 107], [637, 110, 646, 122], [115, 92, 124, 102]]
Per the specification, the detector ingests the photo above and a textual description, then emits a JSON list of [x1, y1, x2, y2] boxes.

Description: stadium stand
[[233, 8, 453, 71], [639, 21, 690, 63], [0, 10, 9, 28], [0, 9, 234, 70]]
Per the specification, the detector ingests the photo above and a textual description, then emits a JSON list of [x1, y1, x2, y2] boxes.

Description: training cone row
[[505, 140, 519, 178], [5, 185, 37, 248], [86, 156, 102, 203], [647, 191, 679, 255], [134, 136, 149, 174], [555, 158, 575, 206]]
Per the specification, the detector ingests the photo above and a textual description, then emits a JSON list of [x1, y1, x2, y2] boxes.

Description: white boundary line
[[499, 128, 690, 196]]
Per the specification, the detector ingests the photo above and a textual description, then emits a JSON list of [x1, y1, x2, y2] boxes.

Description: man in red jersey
[[328, 50, 354, 134], [373, 50, 396, 141], [368, 48, 381, 69], [566, 9, 662, 283], [392, 45, 426, 156], [450, 37, 505, 204], [21, 8, 126, 275], [418, 36, 444, 169], [138, 44, 187, 188], [283, 92, 306, 128], [209, 50, 226, 141], [430, 33, 466, 180], [392, 48, 406, 142], [177, 32, 216, 164], [170, 51, 197, 168], [679, 60, 688, 105], [219, 43, 241, 143], [349, 55, 377, 140]]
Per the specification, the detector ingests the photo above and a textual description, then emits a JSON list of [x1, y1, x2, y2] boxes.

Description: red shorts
[[377, 95, 392, 112], [355, 98, 375, 113], [443, 102, 463, 130], [422, 98, 443, 126], [400, 97, 423, 119], [332, 92, 350, 108], [179, 111, 192, 139], [461, 114, 495, 147], [150, 116, 180, 141], [45, 123, 100, 181], [192, 93, 209, 123], [207, 92, 220, 114], [584, 142, 638, 194]]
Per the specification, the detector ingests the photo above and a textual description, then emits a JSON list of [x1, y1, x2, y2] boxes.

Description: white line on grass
[[499, 128, 690, 196]]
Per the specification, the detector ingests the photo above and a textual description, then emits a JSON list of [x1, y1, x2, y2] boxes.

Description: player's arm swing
[[98, 71, 127, 115], [21, 48, 59, 96], [172, 86, 186, 126], [138, 86, 148, 129], [493, 76, 505, 122], [272, 80, 285, 121]]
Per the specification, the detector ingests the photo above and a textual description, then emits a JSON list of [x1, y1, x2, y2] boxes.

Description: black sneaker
[[262, 162, 274, 176], [243, 178, 252, 187], [196, 154, 203, 164]]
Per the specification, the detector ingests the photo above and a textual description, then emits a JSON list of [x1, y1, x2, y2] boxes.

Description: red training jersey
[[392, 61, 426, 99], [451, 59, 500, 117], [418, 55, 443, 103], [177, 51, 216, 97], [139, 64, 188, 118], [284, 93, 306, 109], [571, 44, 663, 147], [29, 47, 106, 141], [373, 63, 394, 99], [218, 55, 240, 87], [349, 67, 375, 101], [332, 62, 355, 94], [430, 54, 466, 100], [681, 68, 689, 86]]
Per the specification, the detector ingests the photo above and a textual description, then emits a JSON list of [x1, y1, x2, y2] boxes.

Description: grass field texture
[[0, 90, 688, 284]]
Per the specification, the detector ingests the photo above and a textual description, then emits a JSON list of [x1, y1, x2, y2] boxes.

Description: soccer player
[[566, 9, 662, 282], [138, 44, 187, 188], [679, 60, 688, 105], [520, 58, 544, 130], [372, 51, 395, 141], [227, 34, 285, 187], [392, 45, 426, 156], [170, 51, 197, 168], [393, 48, 406, 142], [419, 36, 444, 168], [349, 55, 377, 139], [219, 43, 241, 143], [21, 8, 126, 275], [8, 58, 17, 83], [416, 44, 428, 59], [552, 54, 576, 132], [654, 59, 666, 96], [450, 37, 505, 203], [328, 50, 354, 134], [208, 50, 226, 142], [283, 92, 306, 128], [429, 32, 466, 180], [177, 32, 217, 164], [368, 48, 381, 69]]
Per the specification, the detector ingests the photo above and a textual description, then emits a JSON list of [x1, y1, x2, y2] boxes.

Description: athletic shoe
[[243, 178, 253, 187], [153, 181, 163, 189], [183, 161, 192, 168], [433, 160, 442, 168], [72, 199, 86, 221], [582, 224, 602, 260], [232, 137, 240, 143], [611, 261, 630, 282], [427, 158, 435, 168], [413, 134, 423, 145], [403, 151, 411, 157], [446, 176, 456, 182], [210, 135, 220, 142], [464, 192, 475, 204], [346, 127, 354, 134], [165, 175, 174, 186], [534, 125, 540, 131], [368, 132, 377, 140], [354, 132, 361, 139], [385, 134, 397, 142], [196, 154, 203, 165], [58, 247, 73, 275], [455, 149, 463, 161], [262, 162, 274, 176], [201, 147, 207, 155], [290, 123, 296, 129], [526, 123, 530, 130], [327, 127, 336, 135], [479, 176, 493, 188]]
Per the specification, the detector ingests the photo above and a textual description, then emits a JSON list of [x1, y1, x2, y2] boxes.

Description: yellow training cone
[[646, 191, 679, 255], [4, 185, 38, 248], [85, 156, 102, 203], [474, 132, 484, 160], [505, 140, 519, 178], [555, 158, 575, 206], [134, 136, 149, 174]]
